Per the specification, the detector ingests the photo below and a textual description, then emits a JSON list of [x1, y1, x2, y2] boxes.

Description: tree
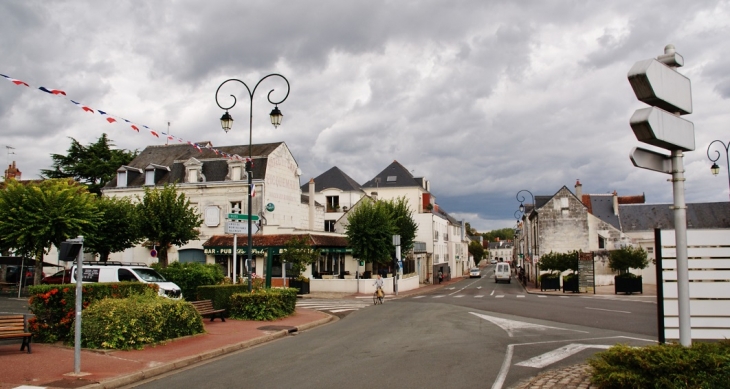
[[84, 196, 143, 261], [0, 179, 99, 284], [280, 236, 321, 278], [538, 251, 579, 275], [344, 198, 396, 265], [464, 222, 478, 236], [483, 228, 515, 242], [41, 133, 138, 195], [136, 184, 203, 267], [468, 241, 485, 264], [609, 246, 648, 276], [382, 197, 418, 255]]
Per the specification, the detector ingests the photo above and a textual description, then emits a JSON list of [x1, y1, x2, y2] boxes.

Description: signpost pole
[[672, 150, 691, 346], [232, 233, 238, 284], [73, 236, 84, 375]]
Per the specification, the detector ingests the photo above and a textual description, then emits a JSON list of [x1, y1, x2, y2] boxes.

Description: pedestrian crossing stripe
[[413, 296, 426, 299], [433, 295, 445, 298], [495, 295, 504, 298], [454, 295, 465, 298], [475, 295, 484, 298], [516, 295, 525, 298]]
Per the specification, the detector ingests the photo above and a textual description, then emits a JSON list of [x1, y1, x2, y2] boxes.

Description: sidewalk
[[0, 308, 332, 389]]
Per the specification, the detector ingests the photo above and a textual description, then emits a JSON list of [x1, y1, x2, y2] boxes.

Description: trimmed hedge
[[197, 284, 251, 314], [27, 283, 158, 343], [152, 262, 225, 301], [75, 296, 204, 350], [229, 288, 298, 321], [589, 342, 730, 388]]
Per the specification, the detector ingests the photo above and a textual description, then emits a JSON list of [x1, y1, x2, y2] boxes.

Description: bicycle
[[373, 289, 384, 305]]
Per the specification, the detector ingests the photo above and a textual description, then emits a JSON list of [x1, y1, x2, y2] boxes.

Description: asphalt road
[[132, 267, 657, 389]]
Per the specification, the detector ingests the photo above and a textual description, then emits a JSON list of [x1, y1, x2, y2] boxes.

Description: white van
[[494, 262, 511, 283], [71, 261, 183, 299]]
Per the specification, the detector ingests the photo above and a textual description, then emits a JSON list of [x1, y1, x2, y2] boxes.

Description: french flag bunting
[[131, 125, 139, 132], [39, 86, 67, 95], [106, 117, 116, 123], [1, 74, 29, 87], [71, 100, 94, 113], [150, 131, 159, 138]]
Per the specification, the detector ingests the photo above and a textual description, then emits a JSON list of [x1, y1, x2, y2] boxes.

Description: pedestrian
[[438, 269, 443, 284]]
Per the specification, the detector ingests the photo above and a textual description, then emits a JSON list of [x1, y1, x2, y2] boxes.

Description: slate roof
[[103, 142, 284, 188], [587, 194, 620, 229], [361, 160, 421, 188], [202, 234, 348, 248], [619, 202, 730, 231], [300, 166, 363, 193]]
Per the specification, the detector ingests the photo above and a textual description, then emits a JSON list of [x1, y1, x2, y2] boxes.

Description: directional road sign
[[228, 213, 259, 221], [630, 107, 695, 151], [225, 221, 259, 234], [628, 58, 692, 115], [630, 147, 673, 174]]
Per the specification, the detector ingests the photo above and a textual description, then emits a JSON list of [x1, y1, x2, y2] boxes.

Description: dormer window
[[144, 163, 171, 186], [226, 158, 246, 181], [184, 158, 205, 183], [116, 166, 143, 188]]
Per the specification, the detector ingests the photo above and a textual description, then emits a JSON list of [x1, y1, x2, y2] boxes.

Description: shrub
[[27, 283, 158, 343], [76, 296, 204, 350], [229, 288, 298, 321], [589, 341, 730, 388], [538, 251, 579, 274], [197, 284, 251, 314], [609, 246, 648, 276], [152, 262, 225, 301], [539, 273, 559, 282]]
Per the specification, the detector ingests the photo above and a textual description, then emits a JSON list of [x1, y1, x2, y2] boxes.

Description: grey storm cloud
[[1, 0, 729, 232]]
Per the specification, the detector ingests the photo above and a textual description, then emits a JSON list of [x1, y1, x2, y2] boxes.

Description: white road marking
[[560, 296, 569, 298], [490, 290, 495, 296], [515, 344, 612, 368], [470, 312, 588, 337], [495, 295, 504, 298], [454, 295, 465, 298], [447, 287, 456, 290], [329, 308, 360, 313], [475, 295, 484, 298], [412, 296, 425, 299], [477, 286, 482, 289], [516, 295, 525, 298], [537, 295, 546, 298], [433, 295, 445, 298], [585, 307, 631, 314], [492, 344, 514, 389]]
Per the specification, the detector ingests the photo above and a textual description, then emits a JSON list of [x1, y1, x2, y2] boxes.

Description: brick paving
[[511, 364, 598, 389]]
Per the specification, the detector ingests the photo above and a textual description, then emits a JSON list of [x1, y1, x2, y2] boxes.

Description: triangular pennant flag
[[106, 117, 116, 123], [131, 125, 139, 132], [150, 131, 159, 138]]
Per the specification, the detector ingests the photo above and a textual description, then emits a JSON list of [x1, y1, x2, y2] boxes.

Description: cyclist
[[373, 274, 384, 301]]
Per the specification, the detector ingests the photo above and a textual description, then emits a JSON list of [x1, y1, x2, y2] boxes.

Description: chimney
[[612, 190, 619, 215], [575, 179, 582, 199], [308, 179, 315, 230], [4, 161, 21, 180], [370, 192, 378, 201]]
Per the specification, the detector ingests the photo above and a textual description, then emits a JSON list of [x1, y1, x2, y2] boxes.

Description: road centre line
[[585, 307, 631, 314]]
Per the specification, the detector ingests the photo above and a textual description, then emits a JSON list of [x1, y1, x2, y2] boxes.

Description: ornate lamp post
[[516, 189, 536, 283], [215, 74, 290, 292], [707, 140, 730, 200]]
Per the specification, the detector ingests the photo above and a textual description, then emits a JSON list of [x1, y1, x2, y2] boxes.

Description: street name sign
[[631, 147, 672, 175], [225, 221, 259, 234], [630, 107, 695, 151], [227, 213, 259, 221]]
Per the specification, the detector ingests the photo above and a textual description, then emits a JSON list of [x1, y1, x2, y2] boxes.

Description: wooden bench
[[0, 315, 32, 353], [190, 300, 226, 322]]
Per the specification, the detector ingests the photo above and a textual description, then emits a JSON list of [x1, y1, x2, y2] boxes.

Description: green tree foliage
[[41, 134, 137, 195], [345, 198, 396, 265], [382, 197, 418, 255], [464, 222, 477, 236], [136, 184, 203, 268], [280, 236, 321, 278], [84, 196, 142, 261], [538, 251, 579, 274], [152, 262, 225, 301], [608, 246, 648, 275], [0, 179, 99, 284], [482, 228, 515, 242], [468, 240, 485, 264]]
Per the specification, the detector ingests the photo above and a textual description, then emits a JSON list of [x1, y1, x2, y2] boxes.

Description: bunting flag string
[[0, 73, 250, 161]]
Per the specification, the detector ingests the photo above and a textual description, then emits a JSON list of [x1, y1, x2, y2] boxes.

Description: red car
[[41, 269, 73, 284]]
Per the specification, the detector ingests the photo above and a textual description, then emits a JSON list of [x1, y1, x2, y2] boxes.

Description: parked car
[[490, 259, 498, 264], [494, 262, 511, 283], [42, 269, 73, 284], [469, 268, 481, 278], [4, 266, 45, 286]]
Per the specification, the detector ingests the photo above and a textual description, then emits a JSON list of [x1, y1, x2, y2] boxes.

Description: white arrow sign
[[630, 147, 672, 174], [628, 58, 692, 115], [515, 344, 611, 368]]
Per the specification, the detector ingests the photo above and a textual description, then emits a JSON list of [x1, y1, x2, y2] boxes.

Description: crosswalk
[[410, 294, 656, 303], [296, 298, 372, 313]]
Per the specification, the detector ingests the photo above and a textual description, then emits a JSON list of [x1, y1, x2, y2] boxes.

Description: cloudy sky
[[1, 1, 729, 232]]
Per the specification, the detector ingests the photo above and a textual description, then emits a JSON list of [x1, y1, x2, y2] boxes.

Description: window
[[118, 269, 138, 282], [117, 171, 127, 187], [325, 220, 336, 232], [230, 201, 242, 213], [386, 176, 397, 182], [145, 170, 155, 186], [598, 236, 606, 249], [326, 196, 340, 212]]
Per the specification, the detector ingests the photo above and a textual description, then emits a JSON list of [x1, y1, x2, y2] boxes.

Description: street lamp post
[[215, 75, 290, 292], [516, 189, 536, 283], [707, 140, 730, 200]]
